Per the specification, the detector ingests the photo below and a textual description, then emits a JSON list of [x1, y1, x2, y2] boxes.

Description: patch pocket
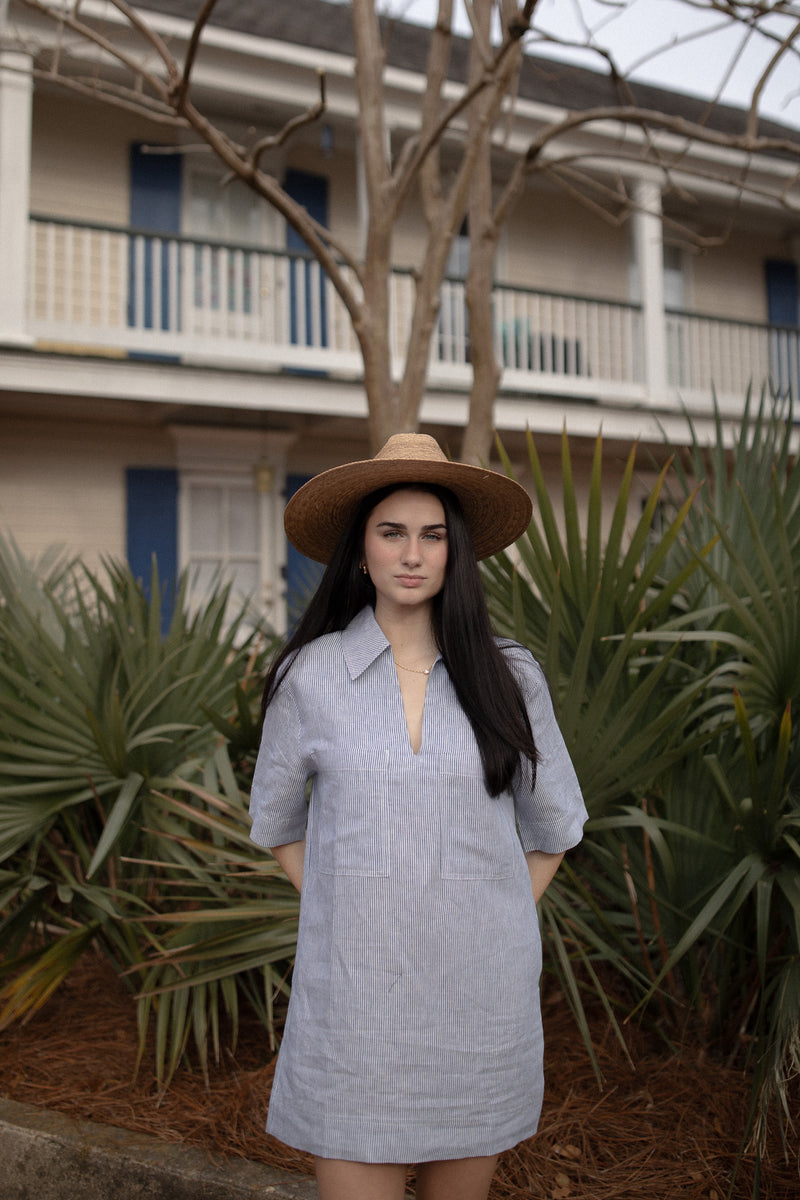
[[439, 774, 516, 880], [316, 768, 389, 877]]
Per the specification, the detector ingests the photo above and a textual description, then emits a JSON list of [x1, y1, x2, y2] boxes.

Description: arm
[[270, 839, 306, 893], [525, 849, 564, 904]]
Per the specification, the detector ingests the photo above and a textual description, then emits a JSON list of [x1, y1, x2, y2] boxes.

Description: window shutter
[[126, 467, 179, 631], [285, 473, 324, 626]]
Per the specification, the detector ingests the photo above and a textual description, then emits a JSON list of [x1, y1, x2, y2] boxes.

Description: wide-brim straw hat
[[284, 433, 532, 564]]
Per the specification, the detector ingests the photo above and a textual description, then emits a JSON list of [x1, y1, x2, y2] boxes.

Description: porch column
[[0, 51, 33, 346], [632, 177, 668, 403]]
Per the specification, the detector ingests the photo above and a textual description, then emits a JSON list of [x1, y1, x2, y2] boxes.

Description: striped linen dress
[[249, 605, 587, 1163]]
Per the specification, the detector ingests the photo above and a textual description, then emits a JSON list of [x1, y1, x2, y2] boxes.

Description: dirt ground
[[0, 952, 796, 1199]]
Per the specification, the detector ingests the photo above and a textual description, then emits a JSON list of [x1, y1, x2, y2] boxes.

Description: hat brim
[[284, 455, 532, 564]]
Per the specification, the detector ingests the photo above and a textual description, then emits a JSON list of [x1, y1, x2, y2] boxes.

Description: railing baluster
[[45, 222, 55, 323], [63, 225, 74, 325]]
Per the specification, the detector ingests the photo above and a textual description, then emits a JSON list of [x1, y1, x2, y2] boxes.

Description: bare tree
[[3, 0, 800, 460]]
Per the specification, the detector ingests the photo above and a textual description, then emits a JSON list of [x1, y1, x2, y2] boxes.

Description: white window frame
[[172, 426, 294, 635]]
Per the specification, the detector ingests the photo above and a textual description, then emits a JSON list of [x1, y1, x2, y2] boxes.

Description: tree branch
[[174, 0, 219, 107], [413, 0, 453, 226], [18, 0, 173, 101], [523, 102, 800, 166], [746, 16, 800, 137], [392, 0, 532, 210], [28, 67, 186, 123], [247, 71, 327, 169]]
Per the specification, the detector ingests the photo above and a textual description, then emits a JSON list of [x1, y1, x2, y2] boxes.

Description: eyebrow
[[375, 521, 448, 532]]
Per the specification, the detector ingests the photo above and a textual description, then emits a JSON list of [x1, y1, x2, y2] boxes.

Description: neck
[[374, 600, 437, 658]]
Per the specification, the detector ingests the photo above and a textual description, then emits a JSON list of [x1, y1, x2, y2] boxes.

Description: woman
[[250, 433, 587, 1200]]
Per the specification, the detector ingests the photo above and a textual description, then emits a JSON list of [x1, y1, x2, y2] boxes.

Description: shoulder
[[495, 638, 549, 696], [270, 631, 346, 702], [286, 630, 345, 681], [495, 636, 540, 673]]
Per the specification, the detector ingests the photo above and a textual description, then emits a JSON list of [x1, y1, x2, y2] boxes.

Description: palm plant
[[485, 410, 800, 1176], [485, 429, 709, 805], [640, 437, 800, 1165], [124, 765, 300, 1087], [660, 387, 800, 610], [482, 429, 714, 1075], [0, 542, 297, 1084]]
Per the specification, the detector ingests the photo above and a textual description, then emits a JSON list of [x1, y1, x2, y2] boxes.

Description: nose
[[402, 538, 423, 566]]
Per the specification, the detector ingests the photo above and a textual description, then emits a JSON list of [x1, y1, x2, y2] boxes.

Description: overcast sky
[[386, 0, 800, 129]]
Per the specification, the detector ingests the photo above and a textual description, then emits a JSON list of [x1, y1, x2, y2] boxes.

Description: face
[[362, 488, 448, 615]]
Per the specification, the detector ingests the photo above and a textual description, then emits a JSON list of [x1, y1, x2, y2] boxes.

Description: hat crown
[[374, 433, 448, 464]]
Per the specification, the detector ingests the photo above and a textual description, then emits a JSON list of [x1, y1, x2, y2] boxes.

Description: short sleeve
[[506, 647, 588, 854], [249, 675, 312, 849]]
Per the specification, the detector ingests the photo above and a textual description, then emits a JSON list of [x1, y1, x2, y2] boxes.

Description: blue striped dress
[[249, 605, 587, 1163]]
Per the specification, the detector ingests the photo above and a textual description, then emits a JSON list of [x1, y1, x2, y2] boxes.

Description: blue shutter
[[126, 468, 178, 633], [765, 260, 799, 396], [284, 169, 329, 353], [285, 473, 325, 626], [129, 144, 182, 338], [765, 259, 799, 327]]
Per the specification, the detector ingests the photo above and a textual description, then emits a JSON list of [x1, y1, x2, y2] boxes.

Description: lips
[[396, 575, 425, 586]]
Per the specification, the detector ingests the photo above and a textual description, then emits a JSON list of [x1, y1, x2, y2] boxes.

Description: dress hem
[[264, 1121, 539, 1165]]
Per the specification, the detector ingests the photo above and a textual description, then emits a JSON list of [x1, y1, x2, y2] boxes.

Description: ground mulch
[[0, 951, 796, 1199]]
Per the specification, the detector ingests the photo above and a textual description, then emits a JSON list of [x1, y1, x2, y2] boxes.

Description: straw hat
[[284, 433, 532, 563]]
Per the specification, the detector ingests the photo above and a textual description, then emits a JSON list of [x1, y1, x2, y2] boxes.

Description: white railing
[[28, 217, 362, 369], [666, 309, 800, 398], [25, 217, 798, 404], [491, 282, 642, 385]]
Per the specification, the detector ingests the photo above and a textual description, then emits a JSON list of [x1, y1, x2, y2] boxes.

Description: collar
[[341, 606, 392, 679]]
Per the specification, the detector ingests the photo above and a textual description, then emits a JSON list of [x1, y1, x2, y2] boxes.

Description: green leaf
[[86, 772, 145, 879]]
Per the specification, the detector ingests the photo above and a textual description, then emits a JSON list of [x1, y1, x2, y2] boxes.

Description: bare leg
[[414, 1155, 499, 1200], [314, 1157, 409, 1200]]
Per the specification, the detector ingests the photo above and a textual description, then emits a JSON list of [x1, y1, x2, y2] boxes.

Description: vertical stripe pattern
[[250, 605, 587, 1163]]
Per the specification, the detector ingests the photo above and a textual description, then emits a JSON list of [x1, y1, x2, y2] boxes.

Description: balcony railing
[[666, 308, 800, 397], [25, 216, 799, 407]]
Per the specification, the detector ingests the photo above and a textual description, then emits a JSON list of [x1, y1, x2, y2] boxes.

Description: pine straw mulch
[[0, 951, 797, 1200]]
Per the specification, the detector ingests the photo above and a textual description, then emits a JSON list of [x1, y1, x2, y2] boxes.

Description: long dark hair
[[262, 483, 538, 796]]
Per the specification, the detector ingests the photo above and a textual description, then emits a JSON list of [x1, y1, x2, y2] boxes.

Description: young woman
[[250, 433, 587, 1200]]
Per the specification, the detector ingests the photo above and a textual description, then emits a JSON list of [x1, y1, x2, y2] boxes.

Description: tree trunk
[[460, 0, 523, 465], [352, 0, 399, 451]]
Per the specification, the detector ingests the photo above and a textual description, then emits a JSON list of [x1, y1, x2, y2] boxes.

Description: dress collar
[[341, 606, 392, 679]]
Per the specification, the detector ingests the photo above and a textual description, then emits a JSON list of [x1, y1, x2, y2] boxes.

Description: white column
[[632, 177, 668, 403], [0, 51, 33, 346]]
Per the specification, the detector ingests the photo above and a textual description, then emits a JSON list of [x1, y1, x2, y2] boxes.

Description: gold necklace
[[393, 657, 434, 676]]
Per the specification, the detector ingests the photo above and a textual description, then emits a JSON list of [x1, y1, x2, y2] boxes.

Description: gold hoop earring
[[360, 562, 368, 575]]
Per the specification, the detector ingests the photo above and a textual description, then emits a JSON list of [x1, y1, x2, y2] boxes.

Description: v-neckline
[[394, 663, 432, 756]]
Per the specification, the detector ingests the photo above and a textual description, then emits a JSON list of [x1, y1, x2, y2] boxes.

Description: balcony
[[24, 216, 800, 411]]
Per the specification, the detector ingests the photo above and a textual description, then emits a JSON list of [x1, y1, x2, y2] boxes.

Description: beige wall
[[31, 92, 362, 254], [0, 413, 174, 571], [688, 230, 796, 323], [30, 94, 167, 226], [501, 182, 632, 301]]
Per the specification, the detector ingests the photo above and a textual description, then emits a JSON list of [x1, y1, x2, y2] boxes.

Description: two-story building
[[1, 0, 798, 629]]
